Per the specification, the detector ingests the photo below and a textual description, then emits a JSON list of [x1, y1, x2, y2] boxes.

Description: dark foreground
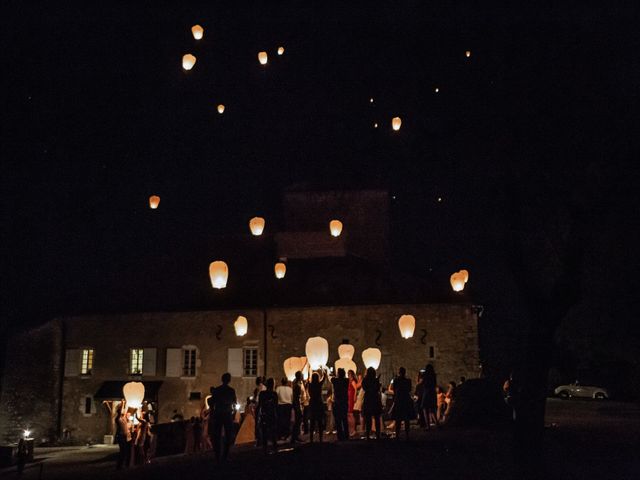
[[5, 399, 639, 480]]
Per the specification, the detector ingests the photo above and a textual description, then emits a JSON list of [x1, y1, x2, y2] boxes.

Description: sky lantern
[[123, 382, 145, 410], [234, 316, 248, 336], [283, 356, 306, 381], [362, 348, 382, 370], [149, 195, 160, 209], [338, 344, 355, 360], [465, 50, 472, 58], [392, 117, 402, 131], [398, 314, 416, 339], [274, 262, 286, 279], [182, 54, 196, 70], [258, 51, 268, 65], [329, 220, 343, 237], [217, 104, 225, 114], [450, 271, 465, 292], [277, 46, 285, 55], [209, 261, 229, 289], [460, 269, 469, 284], [191, 25, 204, 40], [249, 217, 265, 236], [305, 337, 329, 370], [335, 358, 357, 375]]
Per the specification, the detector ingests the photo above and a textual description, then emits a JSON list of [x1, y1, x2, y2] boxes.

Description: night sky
[[2, 3, 639, 384]]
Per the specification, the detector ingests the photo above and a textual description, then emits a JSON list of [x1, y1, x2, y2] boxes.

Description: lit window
[[81, 349, 94, 375], [130, 348, 144, 375], [243, 347, 258, 377], [182, 348, 197, 377]]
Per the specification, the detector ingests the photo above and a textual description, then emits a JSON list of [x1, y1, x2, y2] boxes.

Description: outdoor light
[[277, 46, 285, 55], [23, 430, 31, 439], [149, 195, 160, 209], [392, 116, 402, 131], [217, 104, 225, 114], [329, 219, 343, 237], [191, 25, 204, 40], [450, 271, 466, 292], [362, 347, 382, 370], [209, 261, 229, 289], [274, 262, 286, 279], [398, 314, 416, 339], [123, 381, 145, 410], [249, 217, 265, 236], [338, 344, 355, 360], [234, 316, 248, 336], [182, 54, 196, 70], [234, 403, 241, 411], [305, 337, 329, 370], [335, 358, 357, 375], [258, 51, 268, 65]]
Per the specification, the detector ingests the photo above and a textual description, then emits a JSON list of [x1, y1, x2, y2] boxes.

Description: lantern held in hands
[[329, 220, 343, 237], [338, 344, 355, 360], [123, 382, 145, 410], [209, 261, 229, 289], [361, 348, 382, 370], [335, 358, 357, 375], [191, 25, 204, 40], [398, 314, 416, 339], [249, 217, 265, 236], [305, 337, 329, 370], [234, 316, 248, 336], [182, 54, 196, 71], [149, 195, 160, 209]]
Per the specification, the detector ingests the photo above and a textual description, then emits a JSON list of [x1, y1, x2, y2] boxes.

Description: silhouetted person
[[115, 402, 132, 469], [253, 376, 266, 446], [208, 373, 237, 463], [291, 371, 304, 444], [257, 378, 278, 454], [275, 377, 293, 439], [421, 364, 439, 429], [16, 438, 27, 477], [362, 367, 382, 440], [308, 372, 325, 443], [391, 367, 413, 440], [331, 368, 349, 440]]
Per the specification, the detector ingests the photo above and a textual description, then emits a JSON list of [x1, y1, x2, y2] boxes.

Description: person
[[16, 437, 27, 477], [421, 364, 439, 429], [331, 368, 349, 440], [170, 410, 184, 422], [308, 372, 325, 443], [347, 370, 361, 437], [444, 381, 457, 421], [208, 373, 237, 463], [257, 378, 279, 454], [391, 367, 414, 440], [361, 367, 382, 440], [115, 402, 132, 469], [184, 417, 195, 454], [291, 371, 304, 444], [415, 371, 426, 428], [200, 397, 213, 451], [253, 377, 266, 446], [132, 410, 150, 465], [436, 385, 447, 423], [275, 377, 293, 439]]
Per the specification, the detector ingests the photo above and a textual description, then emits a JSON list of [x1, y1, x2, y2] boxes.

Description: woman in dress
[[421, 364, 439, 430], [347, 370, 357, 435], [308, 372, 326, 443], [257, 378, 279, 454], [361, 367, 382, 440], [391, 367, 414, 440]]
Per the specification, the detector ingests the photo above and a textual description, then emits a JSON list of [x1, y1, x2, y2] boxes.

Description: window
[[130, 348, 144, 375], [84, 396, 92, 414], [427, 343, 437, 360], [81, 349, 94, 375], [182, 348, 197, 377], [243, 347, 258, 377]]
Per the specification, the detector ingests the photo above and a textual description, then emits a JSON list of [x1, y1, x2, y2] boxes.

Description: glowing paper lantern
[[329, 220, 343, 237], [283, 356, 306, 381], [249, 217, 265, 236], [234, 316, 248, 336], [338, 344, 355, 360], [191, 25, 204, 40], [209, 261, 229, 289], [361, 348, 381, 370], [258, 51, 268, 65], [123, 382, 145, 410], [465, 50, 471, 58], [274, 262, 286, 279], [398, 314, 416, 339], [277, 46, 285, 55], [182, 54, 196, 71], [460, 269, 469, 284], [392, 117, 402, 131], [149, 195, 160, 209], [450, 271, 465, 292], [305, 337, 329, 370], [217, 104, 225, 114], [335, 358, 357, 375]]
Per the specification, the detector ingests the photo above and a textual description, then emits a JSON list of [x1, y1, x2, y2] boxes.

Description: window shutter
[[165, 348, 182, 377], [64, 349, 81, 377], [143, 348, 157, 376], [227, 348, 243, 377]]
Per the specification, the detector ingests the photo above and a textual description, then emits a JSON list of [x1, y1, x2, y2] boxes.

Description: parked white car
[[554, 382, 609, 399]]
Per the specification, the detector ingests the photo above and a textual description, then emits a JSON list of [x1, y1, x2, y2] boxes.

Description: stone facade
[[0, 303, 479, 444]]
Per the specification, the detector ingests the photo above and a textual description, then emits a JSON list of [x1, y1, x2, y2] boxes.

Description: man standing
[[275, 377, 293, 439], [331, 368, 349, 440], [290, 371, 304, 444], [208, 373, 237, 463]]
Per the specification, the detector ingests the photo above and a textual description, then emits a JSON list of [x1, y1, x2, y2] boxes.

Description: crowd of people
[[114, 364, 463, 467]]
